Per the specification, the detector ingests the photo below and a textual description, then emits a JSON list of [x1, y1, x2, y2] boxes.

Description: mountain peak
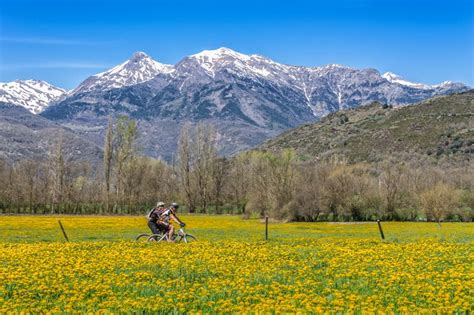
[[120, 51, 169, 71], [0, 79, 66, 114], [382, 72, 404, 82], [382, 72, 430, 89], [324, 64, 347, 69], [72, 52, 174, 94], [191, 47, 251, 61], [181, 47, 255, 77], [131, 51, 149, 60]]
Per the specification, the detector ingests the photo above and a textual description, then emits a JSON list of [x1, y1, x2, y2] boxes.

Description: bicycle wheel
[[177, 234, 197, 243], [135, 233, 150, 241], [147, 234, 167, 242]]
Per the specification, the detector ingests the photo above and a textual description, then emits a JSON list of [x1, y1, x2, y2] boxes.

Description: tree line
[[1, 117, 473, 221]]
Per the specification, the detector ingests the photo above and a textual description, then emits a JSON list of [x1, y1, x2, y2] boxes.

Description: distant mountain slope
[[41, 48, 470, 161], [0, 102, 102, 164], [261, 91, 474, 162], [0, 80, 66, 114]]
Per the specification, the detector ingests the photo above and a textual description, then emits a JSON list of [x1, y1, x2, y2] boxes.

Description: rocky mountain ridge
[[1, 48, 470, 162]]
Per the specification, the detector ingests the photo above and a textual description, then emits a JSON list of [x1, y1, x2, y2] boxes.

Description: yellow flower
[[0, 216, 472, 313]]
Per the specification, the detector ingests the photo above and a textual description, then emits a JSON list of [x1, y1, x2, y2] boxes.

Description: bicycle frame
[[150, 228, 186, 241], [137, 227, 196, 243]]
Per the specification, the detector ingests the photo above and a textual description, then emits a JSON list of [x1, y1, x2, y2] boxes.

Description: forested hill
[[261, 90, 474, 163]]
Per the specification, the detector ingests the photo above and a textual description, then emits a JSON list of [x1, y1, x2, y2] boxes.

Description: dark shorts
[[148, 220, 170, 234]]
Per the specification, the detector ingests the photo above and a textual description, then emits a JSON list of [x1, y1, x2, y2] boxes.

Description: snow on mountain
[[49, 47, 471, 122], [0, 80, 66, 114], [382, 72, 467, 92], [71, 51, 174, 94], [182, 47, 299, 81], [432, 80, 455, 88], [382, 72, 431, 89], [41, 47, 471, 162], [190, 47, 251, 68]]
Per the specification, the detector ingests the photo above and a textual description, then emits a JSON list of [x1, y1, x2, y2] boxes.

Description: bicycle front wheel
[[177, 234, 197, 243]]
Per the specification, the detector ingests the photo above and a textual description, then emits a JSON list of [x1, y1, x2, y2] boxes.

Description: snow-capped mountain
[[54, 48, 470, 118], [382, 72, 431, 89], [38, 47, 470, 160], [180, 47, 298, 81], [71, 51, 174, 95], [0, 80, 66, 114], [381, 72, 467, 91]]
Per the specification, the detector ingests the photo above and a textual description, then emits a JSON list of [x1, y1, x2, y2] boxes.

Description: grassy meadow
[[0, 215, 473, 313]]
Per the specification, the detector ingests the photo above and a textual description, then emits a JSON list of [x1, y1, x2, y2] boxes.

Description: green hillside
[[262, 90, 474, 162]]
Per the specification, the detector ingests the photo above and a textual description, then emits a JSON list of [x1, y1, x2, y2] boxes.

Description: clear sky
[[0, 0, 472, 89]]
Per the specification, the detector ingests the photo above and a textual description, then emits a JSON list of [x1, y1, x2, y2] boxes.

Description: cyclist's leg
[[167, 224, 175, 242], [148, 220, 160, 234], [156, 222, 169, 236]]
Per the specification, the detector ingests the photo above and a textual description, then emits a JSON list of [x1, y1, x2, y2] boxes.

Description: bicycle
[[135, 227, 197, 243]]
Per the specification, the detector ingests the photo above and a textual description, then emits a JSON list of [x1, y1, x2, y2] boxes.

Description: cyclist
[[148, 202, 185, 242], [163, 203, 186, 242], [147, 201, 167, 236]]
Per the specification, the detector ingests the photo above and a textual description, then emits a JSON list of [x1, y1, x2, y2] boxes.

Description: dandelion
[[0, 216, 472, 313]]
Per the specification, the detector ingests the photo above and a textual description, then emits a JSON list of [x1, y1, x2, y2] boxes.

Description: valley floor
[[0, 216, 473, 313]]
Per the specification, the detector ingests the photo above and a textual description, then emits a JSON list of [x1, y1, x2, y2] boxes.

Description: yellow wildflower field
[[0, 216, 473, 313]]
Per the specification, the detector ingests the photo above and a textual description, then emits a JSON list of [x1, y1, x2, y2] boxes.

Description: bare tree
[[0, 159, 8, 212], [114, 116, 137, 211], [103, 117, 114, 213], [228, 153, 252, 213], [421, 182, 459, 223], [193, 124, 217, 212], [122, 156, 149, 211], [267, 149, 296, 219], [49, 135, 66, 214], [210, 157, 228, 213], [176, 123, 220, 213], [15, 160, 40, 213], [322, 163, 355, 220], [177, 124, 197, 213], [246, 150, 296, 219], [379, 163, 406, 220], [246, 151, 272, 217], [288, 162, 329, 221]]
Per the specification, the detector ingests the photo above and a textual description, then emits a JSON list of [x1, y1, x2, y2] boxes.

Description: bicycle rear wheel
[[147, 234, 167, 242], [135, 233, 150, 241]]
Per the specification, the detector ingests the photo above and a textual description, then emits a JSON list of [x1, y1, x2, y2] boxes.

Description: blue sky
[[0, 0, 472, 89]]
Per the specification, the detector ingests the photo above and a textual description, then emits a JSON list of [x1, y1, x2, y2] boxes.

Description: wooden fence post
[[58, 220, 69, 242], [377, 219, 385, 240], [265, 216, 269, 240]]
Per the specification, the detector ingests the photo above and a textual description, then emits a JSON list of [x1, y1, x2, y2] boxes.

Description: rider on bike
[[148, 202, 185, 242], [147, 201, 166, 235], [166, 203, 186, 241]]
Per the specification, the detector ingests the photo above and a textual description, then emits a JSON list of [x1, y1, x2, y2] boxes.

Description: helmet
[[156, 201, 165, 207], [171, 202, 179, 209]]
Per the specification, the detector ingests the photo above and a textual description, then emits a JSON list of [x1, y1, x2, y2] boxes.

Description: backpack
[[146, 208, 156, 220]]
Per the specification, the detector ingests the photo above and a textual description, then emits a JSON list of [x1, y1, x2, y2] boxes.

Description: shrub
[[420, 183, 460, 222]]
